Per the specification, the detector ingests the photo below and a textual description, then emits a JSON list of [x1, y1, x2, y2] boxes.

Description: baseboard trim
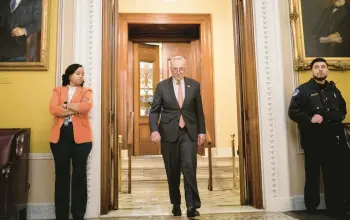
[[292, 194, 326, 210], [263, 194, 326, 211], [28, 153, 53, 160], [264, 196, 294, 211], [27, 203, 55, 220]]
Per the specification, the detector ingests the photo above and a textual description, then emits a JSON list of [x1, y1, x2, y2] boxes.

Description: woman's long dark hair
[[62, 64, 84, 86]]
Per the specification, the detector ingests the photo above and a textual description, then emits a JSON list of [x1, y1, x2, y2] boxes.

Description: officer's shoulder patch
[[292, 88, 299, 96]]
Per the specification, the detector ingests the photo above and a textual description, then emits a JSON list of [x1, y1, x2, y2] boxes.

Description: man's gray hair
[[170, 56, 186, 66]]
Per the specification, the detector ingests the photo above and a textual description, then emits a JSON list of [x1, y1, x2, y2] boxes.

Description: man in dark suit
[[149, 56, 206, 217], [0, 0, 42, 62]]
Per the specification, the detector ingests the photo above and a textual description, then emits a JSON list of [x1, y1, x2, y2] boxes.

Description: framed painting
[[290, 0, 350, 71], [0, 0, 49, 71]]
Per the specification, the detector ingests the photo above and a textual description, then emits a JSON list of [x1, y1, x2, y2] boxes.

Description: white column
[[73, 0, 102, 218], [253, 0, 294, 211]]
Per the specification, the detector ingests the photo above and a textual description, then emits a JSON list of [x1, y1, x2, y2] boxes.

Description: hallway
[[100, 211, 347, 220], [103, 156, 243, 217], [100, 212, 297, 219]]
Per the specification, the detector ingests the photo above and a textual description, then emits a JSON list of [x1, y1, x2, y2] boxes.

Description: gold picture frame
[[290, 0, 350, 71], [0, 0, 50, 71]]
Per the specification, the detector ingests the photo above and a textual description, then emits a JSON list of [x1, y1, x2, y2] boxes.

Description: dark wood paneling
[[129, 24, 200, 40]]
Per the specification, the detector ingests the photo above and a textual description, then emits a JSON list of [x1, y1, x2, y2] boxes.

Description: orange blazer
[[49, 86, 93, 144]]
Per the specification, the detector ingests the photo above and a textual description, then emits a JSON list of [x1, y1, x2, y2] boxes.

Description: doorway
[[100, 1, 263, 214], [116, 15, 216, 158], [132, 38, 201, 155]]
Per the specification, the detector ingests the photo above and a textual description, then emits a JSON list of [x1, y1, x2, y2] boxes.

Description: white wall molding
[[27, 203, 55, 220], [55, 0, 102, 217], [253, 0, 293, 211], [72, 0, 102, 218], [55, 0, 75, 86], [55, 0, 64, 86], [292, 195, 326, 210], [28, 153, 53, 160]]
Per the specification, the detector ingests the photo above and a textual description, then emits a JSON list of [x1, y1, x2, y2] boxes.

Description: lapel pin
[[187, 85, 190, 87]]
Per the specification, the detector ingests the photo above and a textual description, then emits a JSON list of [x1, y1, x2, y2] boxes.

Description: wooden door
[[133, 42, 199, 156], [133, 43, 160, 155], [161, 42, 193, 80]]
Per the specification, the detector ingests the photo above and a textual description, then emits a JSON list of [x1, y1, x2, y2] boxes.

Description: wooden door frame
[[232, 0, 263, 208], [116, 13, 216, 152], [101, 0, 113, 214]]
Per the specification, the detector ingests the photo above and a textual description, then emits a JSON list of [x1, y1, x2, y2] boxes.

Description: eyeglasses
[[171, 67, 185, 73]]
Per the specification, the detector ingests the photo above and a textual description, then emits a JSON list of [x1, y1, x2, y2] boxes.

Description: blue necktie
[[10, 0, 16, 12]]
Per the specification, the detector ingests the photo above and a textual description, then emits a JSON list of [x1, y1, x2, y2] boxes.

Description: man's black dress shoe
[[172, 204, 182, 216], [194, 209, 200, 216], [187, 206, 197, 217]]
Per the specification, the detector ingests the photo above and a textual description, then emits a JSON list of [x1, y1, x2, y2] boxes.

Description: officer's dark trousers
[[50, 123, 92, 220], [334, 127, 350, 213], [337, 141, 350, 213], [161, 126, 201, 208], [301, 128, 347, 213]]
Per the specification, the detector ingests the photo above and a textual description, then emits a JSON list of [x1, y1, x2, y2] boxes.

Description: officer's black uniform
[[288, 78, 349, 214]]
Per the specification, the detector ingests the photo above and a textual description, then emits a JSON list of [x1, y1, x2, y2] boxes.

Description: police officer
[[288, 57, 349, 215]]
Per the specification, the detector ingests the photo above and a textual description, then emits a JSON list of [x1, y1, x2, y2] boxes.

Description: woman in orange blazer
[[49, 64, 93, 220]]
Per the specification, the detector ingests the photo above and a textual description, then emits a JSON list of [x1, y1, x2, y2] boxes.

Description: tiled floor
[[99, 156, 348, 219], [105, 156, 299, 219], [98, 211, 349, 220], [107, 156, 243, 217], [103, 188, 246, 217], [99, 212, 297, 219]]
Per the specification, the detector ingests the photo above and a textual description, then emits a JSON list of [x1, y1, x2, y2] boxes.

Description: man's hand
[[11, 27, 26, 37], [311, 114, 323, 124], [151, 131, 161, 142], [320, 34, 342, 44], [197, 134, 205, 146]]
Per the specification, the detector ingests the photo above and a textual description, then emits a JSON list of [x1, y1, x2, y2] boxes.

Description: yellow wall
[[0, 1, 58, 153], [119, 0, 238, 148], [298, 70, 350, 122]]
